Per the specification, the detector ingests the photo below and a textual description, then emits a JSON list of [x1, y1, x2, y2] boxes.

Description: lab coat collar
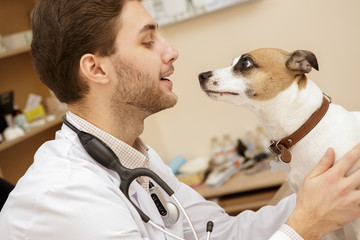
[[60, 112, 121, 187], [60, 112, 167, 230]]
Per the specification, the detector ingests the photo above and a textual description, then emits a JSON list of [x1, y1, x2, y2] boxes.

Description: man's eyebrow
[[138, 23, 158, 34]]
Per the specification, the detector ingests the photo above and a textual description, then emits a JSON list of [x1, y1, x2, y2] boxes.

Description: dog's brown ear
[[286, 50, 319, 73]]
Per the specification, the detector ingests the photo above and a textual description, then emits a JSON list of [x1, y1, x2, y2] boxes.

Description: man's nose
[[162, 44, 179, 64]]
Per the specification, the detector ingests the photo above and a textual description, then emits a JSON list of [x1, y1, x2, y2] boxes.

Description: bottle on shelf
[[223, 135, 237, 162], [210, 137, 226, 165], [12, 104, 30, 132]]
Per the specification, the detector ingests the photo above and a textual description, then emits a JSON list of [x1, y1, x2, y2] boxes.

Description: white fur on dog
[[199, 48, 360, 240]]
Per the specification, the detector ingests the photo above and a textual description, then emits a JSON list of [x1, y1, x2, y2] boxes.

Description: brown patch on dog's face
[[199, 48, 318, 105], [233, 48, 307, 100]]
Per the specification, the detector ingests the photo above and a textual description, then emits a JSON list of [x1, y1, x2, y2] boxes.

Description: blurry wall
[[140, 0, 360, 163]]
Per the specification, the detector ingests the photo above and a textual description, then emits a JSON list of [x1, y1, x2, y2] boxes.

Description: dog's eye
[[233, 56, 255, 72], [242, 58, 253, 69]]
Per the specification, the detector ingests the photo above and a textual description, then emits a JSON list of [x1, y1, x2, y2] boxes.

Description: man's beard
[[110, 59, 178, 117]]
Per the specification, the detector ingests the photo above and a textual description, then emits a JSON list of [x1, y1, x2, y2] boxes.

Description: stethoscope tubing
[[62, 116, 199, 240], [172, 195, 199, 240]]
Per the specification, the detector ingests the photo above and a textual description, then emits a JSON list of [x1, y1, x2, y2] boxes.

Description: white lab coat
[[0, 118, 298, 240]]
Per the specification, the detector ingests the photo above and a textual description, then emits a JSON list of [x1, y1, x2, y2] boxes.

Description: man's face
[[108, 1, 179, 116]]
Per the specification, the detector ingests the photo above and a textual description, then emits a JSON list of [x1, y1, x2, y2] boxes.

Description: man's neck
[[68, 104, 146, 147]]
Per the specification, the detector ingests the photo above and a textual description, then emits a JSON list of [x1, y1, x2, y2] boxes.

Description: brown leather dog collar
[[268, 94, 331, 163]]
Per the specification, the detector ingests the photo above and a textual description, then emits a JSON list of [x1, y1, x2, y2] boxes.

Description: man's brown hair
[[31, 0, 129, 103]]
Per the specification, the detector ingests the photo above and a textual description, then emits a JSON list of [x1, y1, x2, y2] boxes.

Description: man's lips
[[160, 68, 174, 80], [160, 77, 173, 89], [160, 69, 174, 88]]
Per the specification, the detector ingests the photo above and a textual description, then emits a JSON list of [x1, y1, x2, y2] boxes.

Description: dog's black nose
[[198, 71, 213, 84]]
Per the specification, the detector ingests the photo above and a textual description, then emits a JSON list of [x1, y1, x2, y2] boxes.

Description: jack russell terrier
[[198, 48, 360, 240]]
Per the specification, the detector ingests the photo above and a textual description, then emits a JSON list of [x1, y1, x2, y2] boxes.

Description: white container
[[2, 30, 32, 50]]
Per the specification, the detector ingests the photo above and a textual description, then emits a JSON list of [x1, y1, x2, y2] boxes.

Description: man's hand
[[286, 144, 360, 239]]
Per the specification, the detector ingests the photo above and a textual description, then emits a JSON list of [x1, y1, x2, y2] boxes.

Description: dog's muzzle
[[198, 71, 213, 85]]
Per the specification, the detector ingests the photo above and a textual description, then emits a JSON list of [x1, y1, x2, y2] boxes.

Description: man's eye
[[143, 41, 155, 47]]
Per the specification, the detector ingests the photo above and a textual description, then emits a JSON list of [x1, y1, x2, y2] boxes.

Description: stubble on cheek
[[111, 59, 177, 114]]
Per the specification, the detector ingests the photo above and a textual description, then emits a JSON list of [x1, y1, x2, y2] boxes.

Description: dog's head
[[198, 48, 319, 105]]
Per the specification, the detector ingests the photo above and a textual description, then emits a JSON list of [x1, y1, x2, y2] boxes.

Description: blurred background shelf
[[0, 1, 61, 184], [195, 168, 287, 215], [0, 112, 65, 152], [0, 45, 30, 60]]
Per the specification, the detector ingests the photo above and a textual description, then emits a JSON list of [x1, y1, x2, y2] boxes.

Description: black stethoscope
[[62, 116, 213, 240]]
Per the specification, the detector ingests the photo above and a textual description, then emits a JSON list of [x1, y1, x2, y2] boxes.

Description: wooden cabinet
[[0, 0, 63, 184], [194, 169, 286, 215]]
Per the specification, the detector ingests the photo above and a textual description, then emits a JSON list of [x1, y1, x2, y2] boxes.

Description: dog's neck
[[248, 79, 324, 140]]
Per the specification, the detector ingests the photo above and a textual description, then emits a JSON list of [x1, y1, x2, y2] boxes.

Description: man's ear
[[79, 54, 109, 84]]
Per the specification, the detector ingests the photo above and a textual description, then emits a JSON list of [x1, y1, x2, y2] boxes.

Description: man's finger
[[333, 144, 360, 176], [346, 166, 360, 190], [307, 148, 335, 179]]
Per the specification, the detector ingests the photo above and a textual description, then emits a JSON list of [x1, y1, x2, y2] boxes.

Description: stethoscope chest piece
[[149, 181, 179, 227]]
